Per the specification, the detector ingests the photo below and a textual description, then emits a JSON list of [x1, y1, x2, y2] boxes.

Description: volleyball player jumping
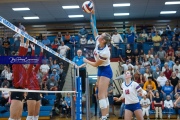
[[83, 1, 112, 120]]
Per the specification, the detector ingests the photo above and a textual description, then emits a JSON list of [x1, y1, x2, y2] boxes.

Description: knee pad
[[26, 116, 34, 120], [34, 116, 39, 120], [106, 97, 109, 106], [99, 99, 107, 109]]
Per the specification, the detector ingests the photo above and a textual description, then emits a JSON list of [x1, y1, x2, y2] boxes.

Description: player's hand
[[113, 97, 120, 102], [30, 43, 35, 50]]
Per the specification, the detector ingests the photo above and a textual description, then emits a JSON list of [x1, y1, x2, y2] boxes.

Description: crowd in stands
[[0, 22, 179, 119]]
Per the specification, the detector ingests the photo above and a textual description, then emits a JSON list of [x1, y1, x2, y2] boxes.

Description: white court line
[[0, 16, 75, 65], [0, 88, 76, 93]]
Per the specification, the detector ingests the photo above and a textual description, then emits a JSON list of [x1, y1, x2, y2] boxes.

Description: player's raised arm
[[90, 0, 98, 38]]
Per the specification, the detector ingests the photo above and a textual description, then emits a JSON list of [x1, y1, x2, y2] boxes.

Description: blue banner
[[76, 77, 82, 120], [0, 56, 43, 64]]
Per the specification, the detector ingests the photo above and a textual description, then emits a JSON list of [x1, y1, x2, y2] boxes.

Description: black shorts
[[11, 92, 24, 101], [26, 92, 41, 101]]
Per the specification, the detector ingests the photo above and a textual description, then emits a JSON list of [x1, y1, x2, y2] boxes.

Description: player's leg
[[98, 76, 110, 119], [134, 109, 144, 120], [26, 100, 36, 120], [10, 100, 23, 119], [124, 109, 133, 120], [33, 100, 41, 120]]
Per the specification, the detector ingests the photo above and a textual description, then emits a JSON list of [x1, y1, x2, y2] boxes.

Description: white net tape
[[0, 88, 76, 93]]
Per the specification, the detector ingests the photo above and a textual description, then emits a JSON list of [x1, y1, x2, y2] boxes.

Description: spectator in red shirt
[[164, 66, 173, 80], [166, 46, 175, 61]]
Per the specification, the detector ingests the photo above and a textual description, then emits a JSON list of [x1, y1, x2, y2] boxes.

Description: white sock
[[26, 116, 34, 120], [106, 114, 109, 117], [34, 115, 39, 120], [8, 118, 14, 120]]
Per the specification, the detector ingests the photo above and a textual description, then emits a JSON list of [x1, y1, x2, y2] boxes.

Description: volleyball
[[82, 1, 93, 13]]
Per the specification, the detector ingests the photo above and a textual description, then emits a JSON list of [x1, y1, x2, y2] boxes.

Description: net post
[[76, 76, 82, 120], [85, 72, 91, 120], [71, 67, 76, 120]]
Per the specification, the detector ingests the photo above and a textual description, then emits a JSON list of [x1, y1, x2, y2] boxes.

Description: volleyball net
[[0, 16, 82, 120]]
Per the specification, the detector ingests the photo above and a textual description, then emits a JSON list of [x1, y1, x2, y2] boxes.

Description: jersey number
[[125, 89, 130, 94]]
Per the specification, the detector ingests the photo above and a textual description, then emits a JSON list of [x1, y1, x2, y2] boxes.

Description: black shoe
[[118, 117, 122, 119]]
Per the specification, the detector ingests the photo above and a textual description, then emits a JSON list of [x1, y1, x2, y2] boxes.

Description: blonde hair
[[103, 32, 111, 44]]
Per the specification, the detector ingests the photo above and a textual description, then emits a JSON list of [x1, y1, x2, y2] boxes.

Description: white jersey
[[93, 36, 110, 66], [121, 81, 141, 104]]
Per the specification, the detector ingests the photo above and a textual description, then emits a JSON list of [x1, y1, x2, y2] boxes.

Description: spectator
[[133, 49, 139, 62], [69, 36, 78, 44], [87, 37, 95, 44], [42, 36, 51, 46], [40, 60, 50, 74], [175, 47, 180, 57], [18, 22, 25, 30], [50, 69, 60, 81], [139, 50, 145, 62], [92, 82, 98, 116], [1, 66, 8, 78], [121, 60, 134, 72], [107, 83, 115, 116], [57, 42, 70, 58], [157, 72, 168, 87], [152, 32, 162, 53], [171, 37, 179, 51], [46, 75, 58, 91], [1, 78, 10, 88], [173, 61, 180, 72], [136, 34, 145, 53], [118, 99, 125, 119], [144, 68, 152, 81], [57, 32, 63, 42], [169, 72, 179, 88], [126, 29, 135, 49], [175, 53, 180, 62], [12, 36, 21, 52], [22, 93, 27, 112], [152, 55, 161, 68], [146, 50, 154, 63], [164, 66, 173, 80], [125, 44, 132, 60], [73, 49, 86, 93], [162, 81, 174, 100], [157, 47, 166, 64], [161, 38, 170, 51], [143, 77, 157, 91], [64, 32, 71, 44], [141, 29, 148, 40], [174, 93, 180, 119], [78, 26, 88, 38], [2, 38, 10, 55], [0, 85, 10, 106], [152, 67, 161, 80], [140, 95, 150, 120], [162, 63, 168, 73], [164, 95, 173, 119], [166, 24, 171, 35], [165, 57, 175, 70], [129, 24, 136, 33], [151, 62, 158, 73], [166, 46, 175, 60], [142, 58, 151, 70], [175, 69, 180, 79], [175, 81, 180, 94], [112, 31, 123, 44], [64, 93, 71, 117], [150, 48, 155, 56], [5, 68, 12, 87], [174, 25, 180, 40], [153, 91, 163, 120], [51, 38, 60, 52], [50, 60, 60, 75], [80, 35, 87, 45]]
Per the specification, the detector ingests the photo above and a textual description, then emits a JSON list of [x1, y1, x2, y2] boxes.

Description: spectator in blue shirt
[[152, 55, 161, 68], [69, 36, 78, 44], [126, 29, 135, 50], [165, 57, 175, 69], [78, 26, 88, 38], [73, 49, 86, 93], [162, 81, 174, 100], [42, 36, 51, 46], [50, 60, 60, 74], [50, 69, 60, 81], [64, 93, 71, 117]]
